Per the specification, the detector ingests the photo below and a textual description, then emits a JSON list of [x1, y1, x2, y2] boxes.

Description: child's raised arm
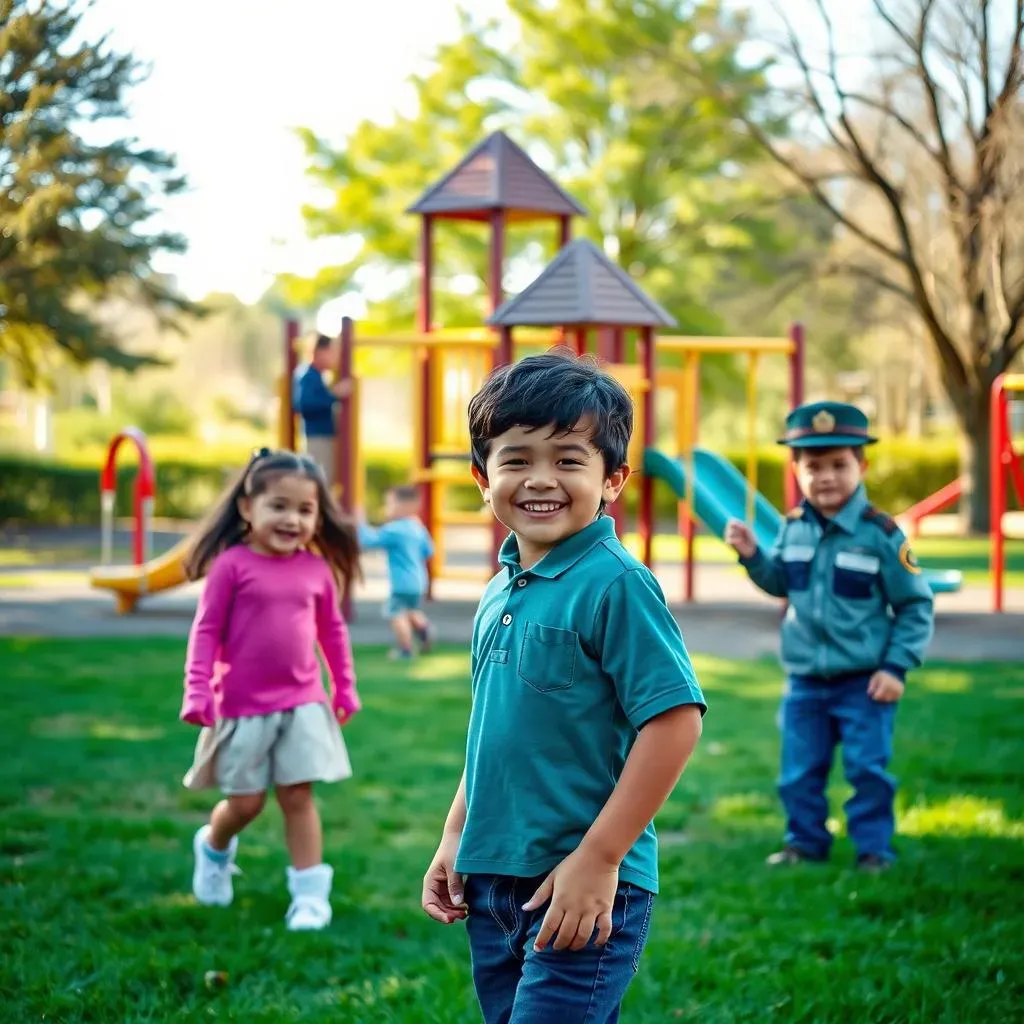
[[315, 568, 360, 723], [728, 518, 789, 598], [181, 554, 235, 727]]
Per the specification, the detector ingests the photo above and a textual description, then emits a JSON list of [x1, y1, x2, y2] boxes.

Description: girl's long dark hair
[[183, 449, 361, 585]]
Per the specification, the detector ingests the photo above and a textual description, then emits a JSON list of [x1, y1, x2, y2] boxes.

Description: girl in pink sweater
[[180, 448, 361, 931]]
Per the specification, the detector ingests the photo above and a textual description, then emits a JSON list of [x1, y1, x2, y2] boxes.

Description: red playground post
[[281, 318, 300, 451], [99, 428, 156, 567], [990, 373, 1024, 612]]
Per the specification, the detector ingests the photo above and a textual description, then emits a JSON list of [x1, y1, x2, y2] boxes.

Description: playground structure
[[90, 129, 1016, 613], [87, 428, 189, 614]]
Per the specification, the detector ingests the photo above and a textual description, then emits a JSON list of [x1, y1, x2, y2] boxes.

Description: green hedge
[[0, 440, 966, 527]]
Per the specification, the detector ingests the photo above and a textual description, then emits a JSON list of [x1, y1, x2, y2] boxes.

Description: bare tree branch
[[729, 113, 902, 261], [770, 1, 857, 159], [818, 261, 916, 304], [801, 6, 966, 384], [871, 1, 921, 50], [1003, 291, 1024, 368], [935, 34, 979, 139], [983, 0, 1023, 137], [980, 0, 993, 117]]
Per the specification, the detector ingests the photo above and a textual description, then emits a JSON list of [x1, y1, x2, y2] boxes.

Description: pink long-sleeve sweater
[[180, 545, 359, 726]]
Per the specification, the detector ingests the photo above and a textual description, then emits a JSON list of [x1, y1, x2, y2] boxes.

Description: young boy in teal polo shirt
[[725, 401, 934, 872], [421, 351, 706, 1023]]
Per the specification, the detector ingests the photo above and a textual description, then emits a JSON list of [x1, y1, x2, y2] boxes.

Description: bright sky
[[87, 0, 508, 310], [86, 0, 874, 319]]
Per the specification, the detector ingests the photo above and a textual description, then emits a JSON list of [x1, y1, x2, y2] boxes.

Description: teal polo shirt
[[455, 516, 706, 894]]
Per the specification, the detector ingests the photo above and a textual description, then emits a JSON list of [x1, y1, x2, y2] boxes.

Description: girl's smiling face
[[239, 473, 319, 556]]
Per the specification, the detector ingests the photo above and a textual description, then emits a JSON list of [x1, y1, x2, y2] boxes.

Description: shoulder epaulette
[[862, 506, 899, 535]]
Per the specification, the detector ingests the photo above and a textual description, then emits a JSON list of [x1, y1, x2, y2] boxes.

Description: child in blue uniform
[[359, 485, 435, 659], [725, 401, 934, 872], [421, 351, 706, 1024]]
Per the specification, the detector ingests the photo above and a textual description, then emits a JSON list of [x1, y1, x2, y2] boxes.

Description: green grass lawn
[[1, 640, 1021, 1022]]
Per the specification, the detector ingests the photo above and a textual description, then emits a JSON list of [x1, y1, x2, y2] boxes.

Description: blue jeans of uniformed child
[[464, 873, 655, 1024], [779, 674, 898, 862]]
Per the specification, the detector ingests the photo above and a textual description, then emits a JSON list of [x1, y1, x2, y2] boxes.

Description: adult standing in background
[[293, 333, 350, 490]]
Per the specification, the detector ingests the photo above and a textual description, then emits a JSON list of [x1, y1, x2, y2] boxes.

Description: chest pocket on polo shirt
[[518, 622, 577, 693], [782, 545, 815, 591], [833, 550, 880, 599]]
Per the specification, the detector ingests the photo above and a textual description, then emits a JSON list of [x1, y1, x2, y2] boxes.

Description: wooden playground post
[[336, 317, 355, 509], [683, 352, 700, 602], [337, 317, 356, 622], [281, 318, 300, 451], [638, 326, 656, 569], [558, 214, 571, 250], [418, 215, 436, 596], [786, 322, 805, 511]]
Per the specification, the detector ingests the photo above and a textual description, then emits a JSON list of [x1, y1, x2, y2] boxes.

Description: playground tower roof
[[488, 238, 677, 328], [407, 131, 586, 221]]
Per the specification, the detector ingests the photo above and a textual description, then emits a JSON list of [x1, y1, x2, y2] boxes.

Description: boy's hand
[[331, 378, 353, 398], [522, 847, 619, 952], [867, 669, 905, 703], [421, 832, 467, 925], [724, 519, 757, 559]]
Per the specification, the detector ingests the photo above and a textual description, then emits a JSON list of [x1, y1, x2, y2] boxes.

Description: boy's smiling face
[[473, 417, 630, 569]]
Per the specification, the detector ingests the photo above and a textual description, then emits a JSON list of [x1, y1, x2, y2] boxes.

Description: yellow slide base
[[88, 538, 191, 614]]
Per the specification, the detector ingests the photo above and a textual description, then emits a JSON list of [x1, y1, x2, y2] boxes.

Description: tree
[[0, 0, 196, 385], [680, 0, 1024, 531], [289, 1, 796, 336]]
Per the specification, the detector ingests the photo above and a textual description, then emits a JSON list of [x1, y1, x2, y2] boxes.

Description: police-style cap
[[778, 401, 878, 449]]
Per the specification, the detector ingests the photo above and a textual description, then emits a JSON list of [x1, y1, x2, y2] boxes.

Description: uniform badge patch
[[812, 409, 836, 433], [898, 540, 922, 575]]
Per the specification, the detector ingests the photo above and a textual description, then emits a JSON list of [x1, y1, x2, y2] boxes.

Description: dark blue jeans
[[779, 674, 898, 861], [464, 873, 655, 1024]]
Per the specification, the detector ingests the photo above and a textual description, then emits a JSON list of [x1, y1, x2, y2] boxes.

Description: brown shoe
[[856, 854, 892, 874], [766, 846, 824, 866]]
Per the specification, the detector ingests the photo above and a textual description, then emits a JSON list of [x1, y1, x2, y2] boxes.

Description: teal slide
[[642, 447, 963, 595]]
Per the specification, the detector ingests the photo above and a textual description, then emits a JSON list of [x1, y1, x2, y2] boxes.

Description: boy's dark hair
[[184, 449, 361, 585], [313, 333, 332, 351], [390, 485, 421, 504], [468, 349, 633, 477], [792, 446, 866, 462]]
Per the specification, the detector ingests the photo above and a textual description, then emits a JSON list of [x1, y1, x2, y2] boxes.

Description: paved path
[[2, 555, 1022, 662]]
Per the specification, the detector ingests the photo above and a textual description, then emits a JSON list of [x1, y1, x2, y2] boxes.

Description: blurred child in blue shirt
[[359, 485, 435, 659]]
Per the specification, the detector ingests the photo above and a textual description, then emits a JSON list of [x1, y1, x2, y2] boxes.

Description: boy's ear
[[471, 465, 491, 504], [603, 464, 631, 504]]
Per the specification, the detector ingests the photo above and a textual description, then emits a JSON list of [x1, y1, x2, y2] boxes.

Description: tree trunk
[[960, 388, 993, 536]]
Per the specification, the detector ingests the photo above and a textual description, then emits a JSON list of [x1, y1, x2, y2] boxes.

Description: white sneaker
[[285, 864, 334, 931], [192, 825, 239, 906]]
